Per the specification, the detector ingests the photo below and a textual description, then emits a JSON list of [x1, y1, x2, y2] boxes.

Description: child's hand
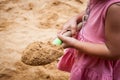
[[60, 12, 84, 38], [57, 34, 77, 48], [61, 17, 78, 38]]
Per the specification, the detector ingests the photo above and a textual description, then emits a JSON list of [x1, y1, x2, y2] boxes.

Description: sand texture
[[0, 0, 87, 80], [22, 41, 63, 66]]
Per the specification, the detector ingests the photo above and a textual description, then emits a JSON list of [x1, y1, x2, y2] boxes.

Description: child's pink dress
[[58, 0, 120, 80]]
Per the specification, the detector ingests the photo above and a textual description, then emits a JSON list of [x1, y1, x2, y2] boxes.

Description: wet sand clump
[[21, 41, 63, 66]]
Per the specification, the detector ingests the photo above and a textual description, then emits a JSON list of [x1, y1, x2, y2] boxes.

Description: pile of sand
[[22, 41, 63, 66]]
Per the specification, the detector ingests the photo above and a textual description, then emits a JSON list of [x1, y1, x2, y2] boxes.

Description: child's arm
[[58, 3, 120, 59], [58, 34, 111, 59], [104, 3, 120, 59]]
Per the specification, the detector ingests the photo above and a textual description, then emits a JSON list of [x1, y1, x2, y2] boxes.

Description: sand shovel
[[21, 22, 83, 66]]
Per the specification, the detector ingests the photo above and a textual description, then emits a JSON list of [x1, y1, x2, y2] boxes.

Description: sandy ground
[[0, 0, 87, 80]]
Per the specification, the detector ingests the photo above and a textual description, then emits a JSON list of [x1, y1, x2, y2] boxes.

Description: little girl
[[57, 0, 120, 80]]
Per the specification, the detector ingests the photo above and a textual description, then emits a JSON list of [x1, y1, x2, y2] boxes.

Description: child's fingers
[[71, 24, 77, 38], [57, 30, 62, 34], [57, 34, 76, 48], [57, 34, 66, 42], [57, 34, 70, 43], [60, 30, 67, 34], [59, 29, 71, 35], [71, 28, 77, 38], [61, 24, 71, 34]]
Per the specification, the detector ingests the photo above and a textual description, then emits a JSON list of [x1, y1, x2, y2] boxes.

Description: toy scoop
[[21, 22, 82, 66]]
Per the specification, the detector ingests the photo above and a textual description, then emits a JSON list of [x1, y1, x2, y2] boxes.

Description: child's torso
[[70, 0, 120, 80]]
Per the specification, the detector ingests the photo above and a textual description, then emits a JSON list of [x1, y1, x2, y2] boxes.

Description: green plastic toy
[[52, 22, 82, 46], [52, 38, 62, 45]]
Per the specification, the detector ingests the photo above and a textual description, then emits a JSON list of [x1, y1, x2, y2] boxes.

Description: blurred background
[[0, 0, 87, 80]]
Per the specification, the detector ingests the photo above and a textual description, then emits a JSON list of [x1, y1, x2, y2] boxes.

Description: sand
[[0, 0, 87, 80], [22, 41, 63, 66]]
